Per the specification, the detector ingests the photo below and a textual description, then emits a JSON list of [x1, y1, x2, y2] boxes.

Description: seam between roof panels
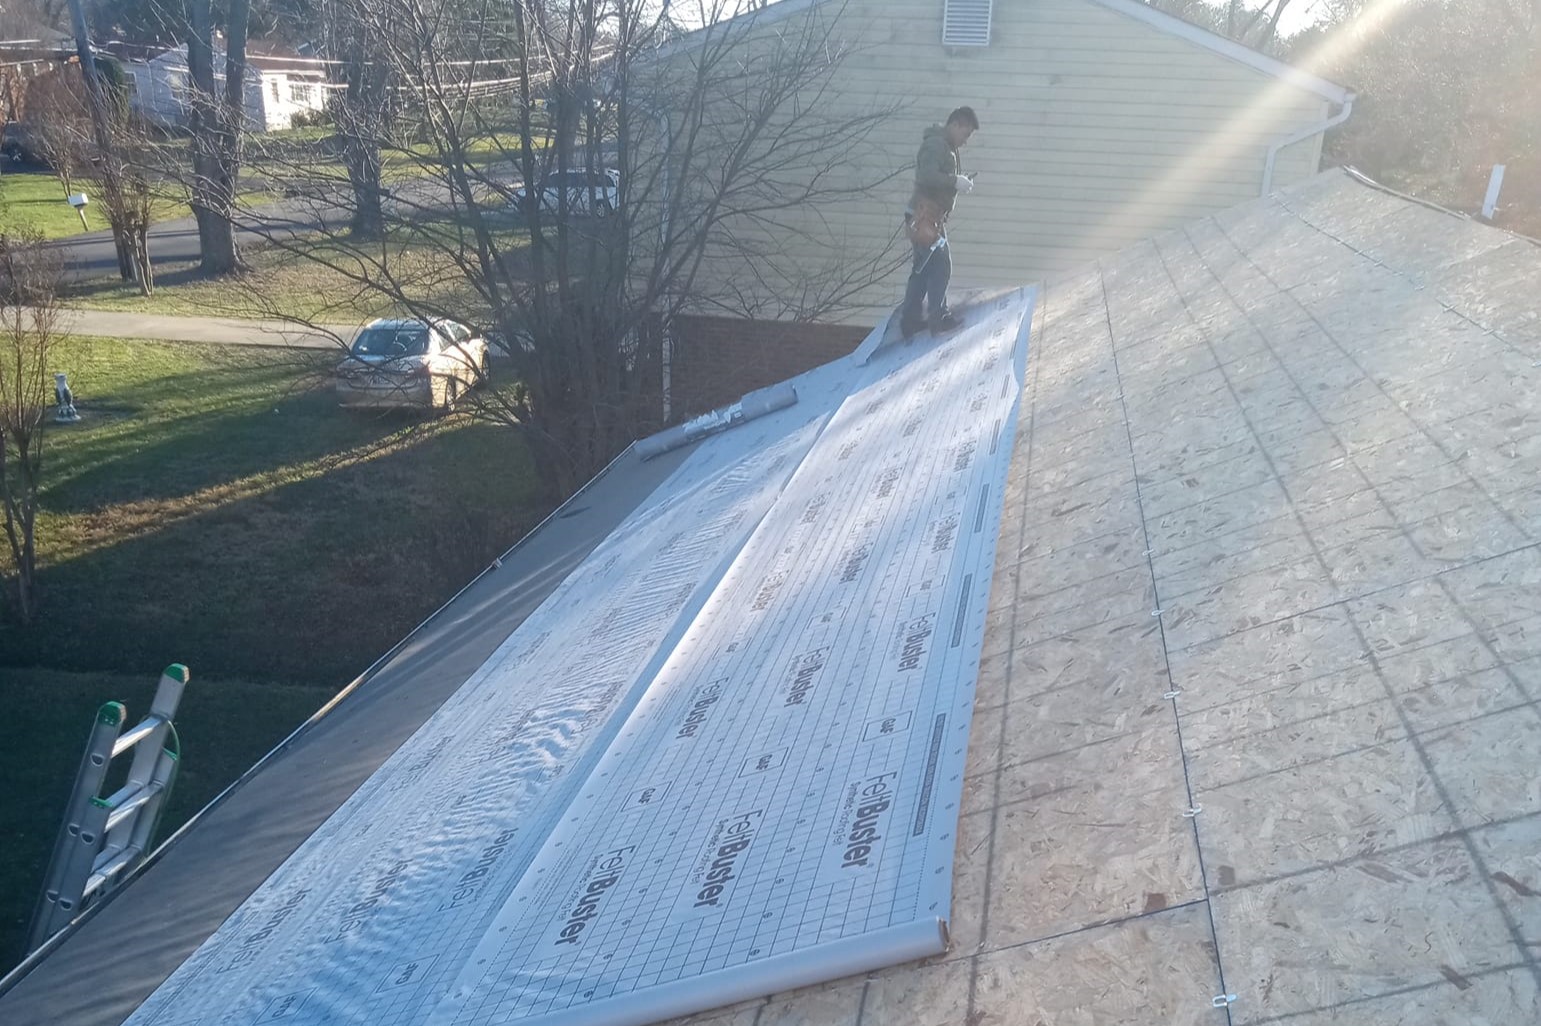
[[1150, 226, 1541, 992], [1098, 264, 1236, 1023]]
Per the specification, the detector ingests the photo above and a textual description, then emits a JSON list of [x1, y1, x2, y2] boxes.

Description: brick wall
[[668, 315, 870, 420]]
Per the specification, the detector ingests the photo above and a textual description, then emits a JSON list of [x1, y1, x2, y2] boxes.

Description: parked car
[[334, 318, 491, 412], [511, 168, 620, 218]]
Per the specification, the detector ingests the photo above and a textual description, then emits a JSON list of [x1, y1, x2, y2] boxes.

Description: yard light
[[54, 373, 80, 423]]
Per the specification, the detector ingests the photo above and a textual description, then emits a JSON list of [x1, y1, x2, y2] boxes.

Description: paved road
[[42, 202, 345, 285], [41, 162, 523, 284]]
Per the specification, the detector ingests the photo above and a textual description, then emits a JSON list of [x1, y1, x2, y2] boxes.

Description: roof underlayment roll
[[118, 288, 1036, 1026], [635, 381, 800, 460]]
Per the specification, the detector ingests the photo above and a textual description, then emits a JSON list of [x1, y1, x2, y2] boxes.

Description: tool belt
[[904, 195, 947, 250]]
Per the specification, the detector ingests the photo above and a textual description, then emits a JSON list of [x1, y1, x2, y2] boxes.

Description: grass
[[0, 168, 274, 242], [3, 336, 546, 680], [0, 336, 550, 972], [0, 170, 183, 241], [249, 129, 539, 193], [62, 227, 522, 325]]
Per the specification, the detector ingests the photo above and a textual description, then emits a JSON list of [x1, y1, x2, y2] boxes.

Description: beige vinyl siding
[[668, 0, 1337, 323]]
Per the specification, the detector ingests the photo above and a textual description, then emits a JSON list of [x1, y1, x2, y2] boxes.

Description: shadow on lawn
[[2, 417, 547, 684], [44, 360, 428, 514]]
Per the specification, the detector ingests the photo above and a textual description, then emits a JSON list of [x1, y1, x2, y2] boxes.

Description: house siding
[[127, 49, 325, 132], [669, 0, 1337, 324]]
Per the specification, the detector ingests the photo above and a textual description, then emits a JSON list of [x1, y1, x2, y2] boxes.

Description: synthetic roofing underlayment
[[113, 294, 1034, 1026], [5, 169, 1539, 1026]]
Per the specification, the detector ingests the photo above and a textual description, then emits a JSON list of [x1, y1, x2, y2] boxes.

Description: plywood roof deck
[[4, 170, 1537, 1026], [666, 170, 1541, 1025]]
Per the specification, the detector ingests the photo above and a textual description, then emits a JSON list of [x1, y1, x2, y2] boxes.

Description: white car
[[335, 318, 491, 411], [511, 168, 620, 218]]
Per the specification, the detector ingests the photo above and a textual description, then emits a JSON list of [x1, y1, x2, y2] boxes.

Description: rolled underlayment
[[121, 287, 1035, 1026], [635, 381, 800, 460]]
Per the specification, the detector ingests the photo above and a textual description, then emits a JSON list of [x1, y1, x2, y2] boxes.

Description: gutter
[[1261, 94, 1355, 197]]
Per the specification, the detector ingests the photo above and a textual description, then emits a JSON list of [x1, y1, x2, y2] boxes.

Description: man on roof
[[901, 106, 979, 338]]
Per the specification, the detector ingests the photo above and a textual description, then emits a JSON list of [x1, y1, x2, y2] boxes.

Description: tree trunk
[[64, 0, 135, 283], [17, 508, 36, 624], [133, 228, 154, 296], [185, 0, 247, 277], [113, 234, 134, 280], [341, 42, 385, 240]]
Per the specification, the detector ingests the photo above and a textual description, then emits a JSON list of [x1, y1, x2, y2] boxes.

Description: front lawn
[[1, 336, 545, 681], [0, 169, 178, 240]]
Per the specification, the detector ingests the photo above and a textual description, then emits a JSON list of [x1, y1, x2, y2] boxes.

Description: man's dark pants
[[902, 239, 951, 328]]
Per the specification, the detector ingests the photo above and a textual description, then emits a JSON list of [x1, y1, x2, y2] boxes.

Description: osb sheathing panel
[[660, 171, 1541, 1025]]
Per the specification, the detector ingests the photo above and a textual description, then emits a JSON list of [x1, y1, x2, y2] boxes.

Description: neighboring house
[[658, 0, 1354, 412], [123, 45, 327, 132]]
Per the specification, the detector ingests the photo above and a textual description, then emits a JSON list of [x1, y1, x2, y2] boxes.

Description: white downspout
[[1261, 94, 1355, 197]]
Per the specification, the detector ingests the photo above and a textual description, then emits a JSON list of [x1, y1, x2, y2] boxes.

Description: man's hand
[[953, 174, 974, 194]]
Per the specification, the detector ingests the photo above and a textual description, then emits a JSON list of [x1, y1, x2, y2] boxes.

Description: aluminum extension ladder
[[27, 664, 189, 953]]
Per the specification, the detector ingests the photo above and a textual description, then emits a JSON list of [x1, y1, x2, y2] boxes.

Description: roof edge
[[1085, 0, 1352, 105], [649, 0, 822, 61], [653, 0, 1351, 106], [1339, 166, 1541, 248]]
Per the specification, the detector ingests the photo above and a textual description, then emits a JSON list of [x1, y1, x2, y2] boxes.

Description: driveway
[[51, 307, 355, 348]]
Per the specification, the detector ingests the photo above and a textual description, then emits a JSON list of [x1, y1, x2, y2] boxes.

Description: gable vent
[[943, 0, 993, 47]]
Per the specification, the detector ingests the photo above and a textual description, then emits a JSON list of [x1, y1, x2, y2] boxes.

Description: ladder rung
[[84, 846, 140, 898], [101, 782, 162, 832], [111, 716, 166, 757]]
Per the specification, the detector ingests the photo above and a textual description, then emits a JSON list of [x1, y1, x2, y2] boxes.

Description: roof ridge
[[653, 0, 1351, 105]]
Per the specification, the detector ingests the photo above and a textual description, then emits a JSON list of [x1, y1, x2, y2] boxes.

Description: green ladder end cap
[[163, 664, 190, 684], [97, 701, 126, 727]]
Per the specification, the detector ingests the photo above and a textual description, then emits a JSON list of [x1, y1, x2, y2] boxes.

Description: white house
[[124, 45, 328, 132]]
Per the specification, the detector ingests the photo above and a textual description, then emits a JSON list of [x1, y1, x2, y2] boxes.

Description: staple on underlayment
[[1151, 608, 1163, 616], [1163, 689, 1181, 700], [1182, 805, 1203, 818], [1212, 994, 1238, 1007]]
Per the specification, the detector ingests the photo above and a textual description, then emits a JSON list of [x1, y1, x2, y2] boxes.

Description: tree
[[0, 231, 65, 624], [328, 0, 390, 240], [185, 0, 252, 275], [1289, 0, 1539, 230], [245, 0, 903, 496], [1146, 0, 1297, 51], [26, 62, 158, 291], [62, 0, 146, 281], [23, 64, 91, 199], [84, 92, 159, 292]]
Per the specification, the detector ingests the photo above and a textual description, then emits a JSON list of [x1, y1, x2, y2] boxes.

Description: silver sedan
[[335, 318, 491, 412]]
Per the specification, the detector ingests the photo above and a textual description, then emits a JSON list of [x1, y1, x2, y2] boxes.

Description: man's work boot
[[930, 310, 963, 334], [900, 310, 925, 339]]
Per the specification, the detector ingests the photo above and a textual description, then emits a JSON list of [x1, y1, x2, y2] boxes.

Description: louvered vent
[[943, 0, 993, 46]]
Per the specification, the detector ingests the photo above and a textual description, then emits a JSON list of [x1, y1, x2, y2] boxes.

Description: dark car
[[1, 122, 46, 167]]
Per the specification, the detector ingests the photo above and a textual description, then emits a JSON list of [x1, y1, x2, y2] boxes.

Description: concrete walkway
[[49, 307, 357, 349]]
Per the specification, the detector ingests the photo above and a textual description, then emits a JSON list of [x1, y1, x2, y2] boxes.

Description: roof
[[653, 0, 1351, 105], [5, 170, 1540, 1025]]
